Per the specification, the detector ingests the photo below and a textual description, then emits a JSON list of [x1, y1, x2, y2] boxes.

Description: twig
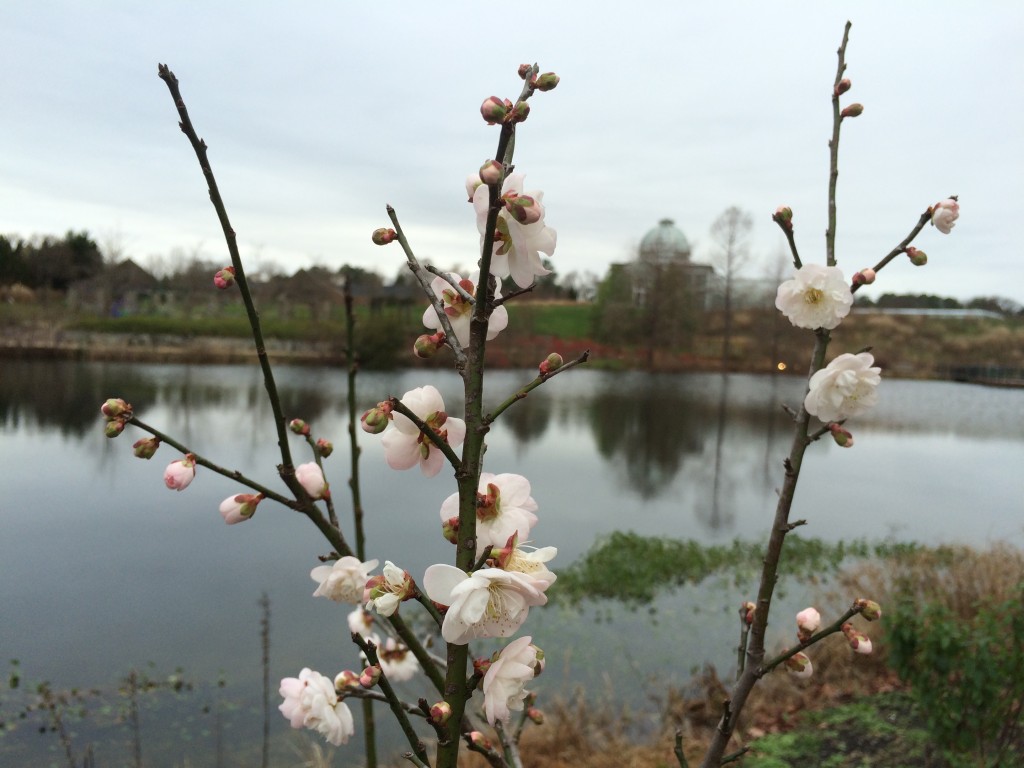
[[495, 719, 524, 768], [674, 730, 690, 768], [492, 282, 535, 308], [484, 350, 590, 424], [758, 605, 860, 675], [852, 211, 931, 294], [824, 22, 852, 267]]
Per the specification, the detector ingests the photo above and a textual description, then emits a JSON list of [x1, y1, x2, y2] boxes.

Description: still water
[[1, 360, 1021, 765]]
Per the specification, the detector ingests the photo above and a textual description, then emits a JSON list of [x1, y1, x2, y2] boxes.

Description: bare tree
[[710, 206, 753, 369]]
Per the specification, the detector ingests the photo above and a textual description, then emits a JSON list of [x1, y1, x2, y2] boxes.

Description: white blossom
[[804, 352, 881, 422], [482, 635, 542, 724], [474, 173, 556, 289], [422, 272, 508, 347], [931, 198, 959, 234], [278, 668, 354, 746], [380, 386, 466, 478], [439, 473, 538, 556], [775, 264, 853, 330], [310, 557, 379, 603]]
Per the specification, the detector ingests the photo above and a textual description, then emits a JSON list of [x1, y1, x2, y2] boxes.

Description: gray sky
[[2, 2, 1021, 302]]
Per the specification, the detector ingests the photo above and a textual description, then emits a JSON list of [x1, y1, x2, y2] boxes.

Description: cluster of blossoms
[[784, 600, 880, 680]]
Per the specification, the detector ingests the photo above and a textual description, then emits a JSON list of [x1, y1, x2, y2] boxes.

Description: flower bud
[[906, 247, 928, 266], [852, 268, 876, 286], [101, 398, 132, 420], [510, 100, 530, 123], [480, 96, 509, 125], [213, 266, 235, 290], [796, 607, 821, 641], [539, 352, 563, 375], [441, 516, 459, 545], [316, 438, 334, 458], [359, 664, 382, 688], [360, 402, 393, 434], [289, 418, 310, 436], [930, 197, 960, 234], [334, 670, 360, 689], [785, 651, 813, 679], [104, 419, 127, 438], [517, 64, 532, 80], [473, 656, 492, 676], [840, 103, 864, 118], [503, 193, 542, 225], [164, 454, 197, 492], [219, 492, 263, 525], [772, 206, 793, 233], [855, 598, 883, 621], [479, 159, 503, 186], [413, 332, 445, 359], [741, 601, 756, 626], [429, 701, 452, 725], [834, 78, 852, 96], [468, 731, 492, 750], [527, 707, 545, 724], [531, 645, 546, 677], [132, 436, 160, 459], [534, 72, 560, 92], [842, 622, 873, 654], [371, 228, 397, 246], [829, 423, 854, 448], [295, 462, 328, 500]]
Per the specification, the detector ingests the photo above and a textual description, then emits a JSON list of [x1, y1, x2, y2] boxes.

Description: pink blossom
[[474, 173, 556, 289], [931, 197, 959, 234], [163, 455, 196, 491], [422, 272, 508, 347], [796, 607, 821, 641], [279, 668, 354, 746], [295, 462, 328, 499], [218, 493, 263, 525]]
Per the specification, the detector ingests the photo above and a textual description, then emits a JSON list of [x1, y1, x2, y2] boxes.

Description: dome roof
[[638, 218, 691, 264]]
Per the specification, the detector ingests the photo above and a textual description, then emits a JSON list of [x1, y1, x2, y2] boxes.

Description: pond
[[1, 360, 1021, 765]]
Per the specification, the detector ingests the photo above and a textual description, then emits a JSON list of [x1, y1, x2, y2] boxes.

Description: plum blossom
[[490, 537, 558, 591], [380, 386, 465, 478], [311, 557, 379, 603], [785, 652, 813, 679], [375, 638, 420, 682], [219, 493, 263, 525], [164, 454, 196, 491], [347, 608, 376, 639], [422, 564, 548, 645], [422, 272, 508, 347], [482, 635, 544, 724], [775, 264, 853, 330], [440, 473, 538, 556], [474, 173, 556, 289], [804, 352, 881, 422], [278, 668, 354, 746], [364, 561, 413, 617], [931, 197, 959, 234], [296, 462, 328, 499]]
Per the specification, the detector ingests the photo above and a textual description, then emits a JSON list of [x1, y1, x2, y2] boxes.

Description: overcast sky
[[2, 2, 1021, 303]]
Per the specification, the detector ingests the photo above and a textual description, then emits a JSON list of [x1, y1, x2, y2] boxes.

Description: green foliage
[[513, 303, 595, 339], [551, 532, 918, 608], [887, 584, 1024, 765]]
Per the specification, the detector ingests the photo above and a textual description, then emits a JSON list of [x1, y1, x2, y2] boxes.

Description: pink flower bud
[[534, 72, 560, 92], [132, 436, 160, 459], [931, 197, 959, 234], [510, 100, 530, 123], [359, 664, 382, 688], [372, 228, 397, 246], [855, 598, 883, 621], [289, 418, 310, 436], [906, 247, 928, 267], [213, 266, 235, 290], [101, 398, 132, 420], [772, 206, 793, 233], [852, 268, 876, 286], [503, 193, 543, 225], [104, 419, 127, 438], [468, 731, 492, 750], [840, 103, 864, 118], [834, 78, 852, 97], [480, 96, 509, 125], [517, 64, 532, 80], [295, 462, 327, 500], [842, 622, 873, 654], [413, 332, 445, 359], [829, 423, 854, 448], [429, 701, 452, 724], [479, 159, 503, 186], [741, 601, 756, 626], [796, 607, 821, 641], [539, 352, 563, 375], [164, 454, 196, 491], [316, 438, 334, 458], [473, 656, 492, 676], [219, 493, 263, 525], [360, 402, 392, 434], [527, 707, 545, 724], [334, 670, 360, 689], [785, 651, 813, 679]]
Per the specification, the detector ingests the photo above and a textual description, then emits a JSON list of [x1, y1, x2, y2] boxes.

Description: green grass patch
[[515, 303, 595, 339]]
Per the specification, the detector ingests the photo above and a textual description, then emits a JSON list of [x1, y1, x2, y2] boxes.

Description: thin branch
[[851, 211, 932, 294], [484, 350, 590, 424], [387, 205, 467, 366], [758, 605, 860, 675], [674, 730, 690, 768], [388, 613, 446, 695], [492, 282, 535, 308], [495, 719, 524, 768], [156, 64, 295, 474], [825, 22, 852, 267]]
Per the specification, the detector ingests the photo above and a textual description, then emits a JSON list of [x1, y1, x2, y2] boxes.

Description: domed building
[[596, 218, 714, 361]]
